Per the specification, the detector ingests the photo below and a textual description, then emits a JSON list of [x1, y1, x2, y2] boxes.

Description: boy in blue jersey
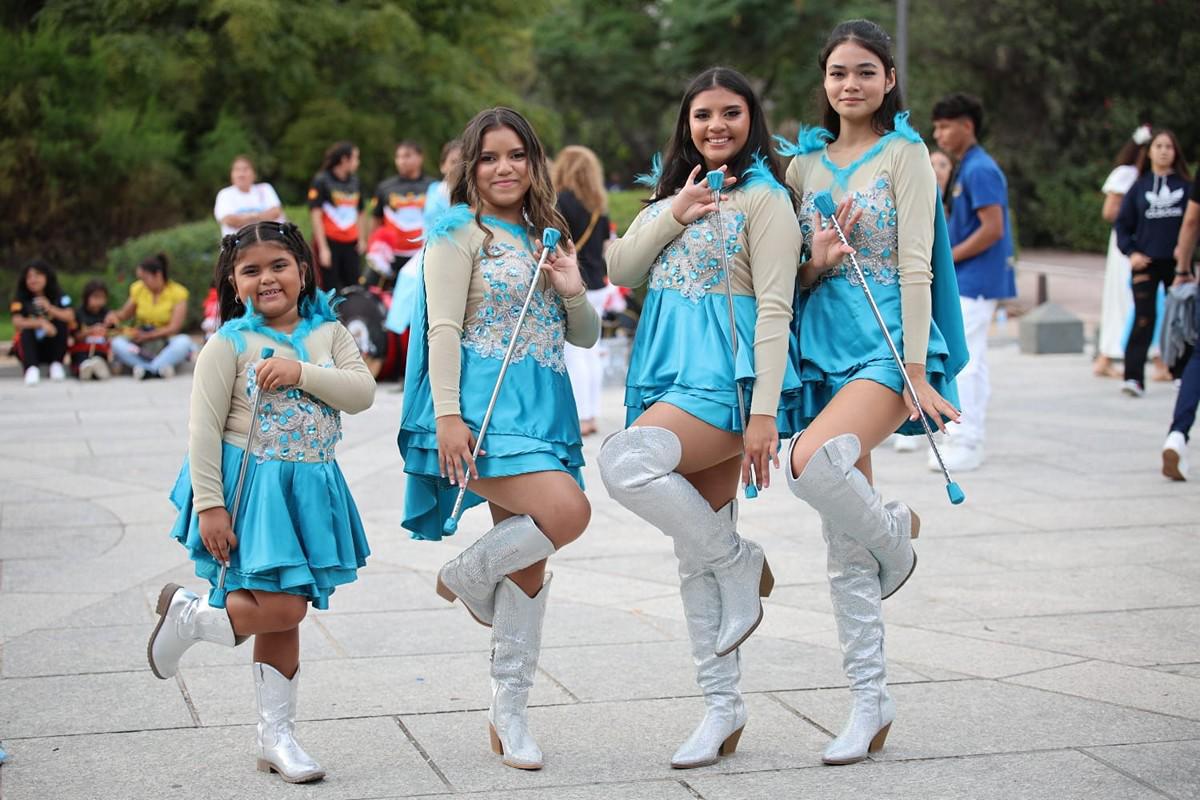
[[932, 93, 1015, 472]]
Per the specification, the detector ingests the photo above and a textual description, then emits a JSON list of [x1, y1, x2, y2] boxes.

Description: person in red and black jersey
[[308, 142, 366, 291], [366, 141, 434, 281]]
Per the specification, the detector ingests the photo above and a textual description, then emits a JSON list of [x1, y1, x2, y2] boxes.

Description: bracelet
[[1176, 271, 1192, 277]]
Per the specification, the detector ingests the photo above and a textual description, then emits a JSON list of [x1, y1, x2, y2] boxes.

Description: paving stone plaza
[[1, 292, 1199, 798]]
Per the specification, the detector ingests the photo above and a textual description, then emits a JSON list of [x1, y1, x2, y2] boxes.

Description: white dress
[[1098, 165, 1138, 359]]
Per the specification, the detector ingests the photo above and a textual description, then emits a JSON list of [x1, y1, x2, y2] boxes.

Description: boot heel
[[718, 725, 745, 756], [759, 559, 775, 598], [489, 723, 503, 755], [435, 575, 458, 604], [910, 509, 921, 539], [256, 758, 274, 774], [156, 583, 182, 615], [868, 721, 891, 753]]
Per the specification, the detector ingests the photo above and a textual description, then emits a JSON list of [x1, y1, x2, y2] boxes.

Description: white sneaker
[[1121, 380, 1145, 398], [49, 362, 65, 381], [1162, 431, 1189, 482], [24, 366, 40, 386], [892, 434, 920, 452], [935, 440, 984, 472], [132, 365, 147, 381], [158, 364, 175, 380], [79, 359, 96, 381]]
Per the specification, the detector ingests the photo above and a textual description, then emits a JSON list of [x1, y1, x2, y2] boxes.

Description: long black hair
[[319, 141, 357, 174], [15, 258, 62, 304], [818, 20, 906, 138], [137, 252, 170, 282], [214, 221, 317, 323], [1138, 128, 1192, 181], [654, 67, 785, 199]]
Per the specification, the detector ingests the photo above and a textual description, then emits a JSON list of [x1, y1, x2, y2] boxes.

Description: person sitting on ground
[[107, 253, 193, 379], [72, 279, 114, 380], [11, 258, 73, 386]]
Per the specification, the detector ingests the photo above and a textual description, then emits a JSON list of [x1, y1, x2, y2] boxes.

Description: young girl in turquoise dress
[[398, 107, 600, 770], [597, 67, 803, 769], [778, 19, 968, 765], [147, 221, 375, 783]]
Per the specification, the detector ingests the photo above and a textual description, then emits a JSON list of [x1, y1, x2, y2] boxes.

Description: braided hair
[[214, 221, 316, 323]]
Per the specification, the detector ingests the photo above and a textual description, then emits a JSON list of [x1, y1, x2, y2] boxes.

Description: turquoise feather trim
[[634, 153, 662, 188], [425, 203, 474, 244], [738, 151, 787, 194], [774, 126, 835, 158], [892, 110, 922, 143], [217, 288, 343, 363]]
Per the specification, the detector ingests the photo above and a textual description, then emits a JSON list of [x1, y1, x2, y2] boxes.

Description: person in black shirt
[[10, 259, 73, 385], [308, 142, 365, 291], [552, 146, 612, 435], [367, 141, 434, 281]]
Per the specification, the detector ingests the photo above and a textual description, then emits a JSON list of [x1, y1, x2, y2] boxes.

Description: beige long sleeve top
[[424, 219, 601, 418], [188, 322, 376, 512], [606, 182, 801, 416], [786, 135, 937, 362]]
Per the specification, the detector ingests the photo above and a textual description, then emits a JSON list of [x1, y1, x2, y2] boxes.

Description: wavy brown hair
[[450, 107, 568, 252], [552, 145, 608, 215]]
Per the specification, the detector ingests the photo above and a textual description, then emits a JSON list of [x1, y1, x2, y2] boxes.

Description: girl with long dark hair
[[598, 66, 803, 768]]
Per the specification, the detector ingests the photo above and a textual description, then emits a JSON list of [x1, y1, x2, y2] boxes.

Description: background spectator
[[106, 253, 193, 379], [10, 258, 72, 386], [73, 279, 113, 380], [367, 141, 434, 280], [424, 139, 463, 232], [308, 141, 366, 291], [213, 156, 284, 237]]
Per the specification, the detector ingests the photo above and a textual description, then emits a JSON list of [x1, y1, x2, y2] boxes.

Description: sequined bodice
[[246, 363, 342, 463], [646, 200, 747, 302], [463, 242, 567, 373], [799, 175, 899, 290]]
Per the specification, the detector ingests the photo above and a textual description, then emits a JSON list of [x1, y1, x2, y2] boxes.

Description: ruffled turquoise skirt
[[796, 275, 958, 435], [624, 288, 805, 436], [169, 442, 370, 609], [399, 349, 584, 541]]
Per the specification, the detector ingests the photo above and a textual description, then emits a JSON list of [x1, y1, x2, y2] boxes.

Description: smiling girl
[[777, 19, 967, 765], [398, 107, 599, 770], [598, 67, 803, 769], [147, 221, 375, 783]]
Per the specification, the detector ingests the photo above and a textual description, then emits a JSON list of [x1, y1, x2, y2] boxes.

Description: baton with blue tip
[[811, 191, 965, 505]]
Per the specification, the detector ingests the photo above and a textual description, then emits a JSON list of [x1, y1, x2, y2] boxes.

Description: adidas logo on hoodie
[[1145, 176, 1185, 220]]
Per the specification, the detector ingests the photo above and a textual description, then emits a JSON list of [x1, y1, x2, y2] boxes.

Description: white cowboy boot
[[436, 515, 556, 626], [670, 548, 748, 768], [147, 583, 243, 679], [488, 576, 551, 769], [254, 663, 325, 783], [599, 427, 773, 656], [822, 527, 896, 765], [786, 433, 919, 598]]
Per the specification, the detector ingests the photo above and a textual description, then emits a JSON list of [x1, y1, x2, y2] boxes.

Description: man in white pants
[[932, 94, 1016, 472]]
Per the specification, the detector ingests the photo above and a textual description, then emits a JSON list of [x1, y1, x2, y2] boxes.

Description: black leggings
[[1124, 258, 1177, 385], [18, 322, 69, 369], [320, 240, 362, 292]]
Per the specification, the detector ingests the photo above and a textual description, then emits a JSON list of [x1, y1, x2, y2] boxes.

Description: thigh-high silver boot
[[488, 575, 551, 769], [436, 515, 556, 626], [786, 433, 919, 598], [599, 426, 774, 656], [670, 518, 748, 768], [820, 526, 896, 764]]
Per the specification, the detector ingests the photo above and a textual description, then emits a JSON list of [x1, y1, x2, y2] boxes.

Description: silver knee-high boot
[[489, 575, 551, 770], [786, 433, 919, 598], [436, 515, 556, 626], [147, 583, 245, 679], [670, 540, 748, 768], [254, 663, 325, 783], [599, 427, 774, 656], [821, 527, 895, 765]]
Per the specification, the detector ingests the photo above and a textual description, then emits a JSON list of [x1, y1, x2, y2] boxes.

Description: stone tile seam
[[765, 690, 834, 738], [912, 601, 1200, 626], [307, 614, 351, 659], [392, 715, 455, 792], [174, 672, 202, 727], [995, 674, 1200, 724], [1075, 746, 1180, 800]]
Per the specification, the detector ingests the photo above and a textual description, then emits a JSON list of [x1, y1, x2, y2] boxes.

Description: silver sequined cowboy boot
[[436, 515, 556, 627], [147, 583, 244, 679], [254, 663, 325, 783], [599, 427, 774, 656], [670, 538, 748, 769], [488, 575, 551, 770], [821, 526, 896, 765], [786, 433, 919, 598]]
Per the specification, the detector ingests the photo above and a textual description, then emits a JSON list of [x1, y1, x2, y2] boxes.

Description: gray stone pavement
[[2, 330, 1200, 798]]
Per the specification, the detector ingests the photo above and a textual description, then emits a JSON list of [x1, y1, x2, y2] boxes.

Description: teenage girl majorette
[[147, 221, 375, 782], [598, 67, 803, 768], [777, 20, 967, 764], [398, 107, 599, 770]]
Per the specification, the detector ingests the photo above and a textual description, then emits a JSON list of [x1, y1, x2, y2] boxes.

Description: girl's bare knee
[[542, 496, 590, 547], [266, 595, 308, 628]]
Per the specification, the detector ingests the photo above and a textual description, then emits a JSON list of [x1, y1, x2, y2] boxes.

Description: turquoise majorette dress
[[619, 156, 805, 436], [169, 292, 372, 609], [398, 207, 585, 541], [778, 113, 969, 435]]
